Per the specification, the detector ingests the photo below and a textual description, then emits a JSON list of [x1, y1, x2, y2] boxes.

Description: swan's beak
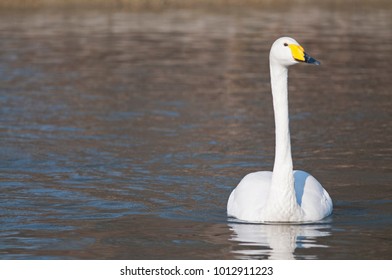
[[304, 52, 320, 65], [289, 44, 320, 65]]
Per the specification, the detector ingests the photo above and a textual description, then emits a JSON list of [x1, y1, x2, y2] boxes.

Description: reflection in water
[[229, 222, 331, 259]]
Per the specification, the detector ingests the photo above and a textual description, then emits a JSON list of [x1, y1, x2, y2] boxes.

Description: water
[[0, 4, 391, 259]]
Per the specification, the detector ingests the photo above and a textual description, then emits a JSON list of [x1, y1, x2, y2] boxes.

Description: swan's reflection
[[228, 221, 331, 259]]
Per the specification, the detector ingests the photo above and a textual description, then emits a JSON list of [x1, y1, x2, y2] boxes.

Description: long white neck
[[265, 59, 301, 220], [270, 61, 293, 175]]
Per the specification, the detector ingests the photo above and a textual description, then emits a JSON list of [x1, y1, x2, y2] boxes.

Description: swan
[[227, 37, 333, 223]]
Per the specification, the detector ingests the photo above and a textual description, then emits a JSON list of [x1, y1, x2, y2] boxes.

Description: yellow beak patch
[[289, 44, 305, 62]]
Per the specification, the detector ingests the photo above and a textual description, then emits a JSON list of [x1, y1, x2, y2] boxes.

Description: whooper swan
[[227, 37, 333, 223]]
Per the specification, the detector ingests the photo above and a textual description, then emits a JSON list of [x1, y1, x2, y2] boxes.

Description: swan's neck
[[270, 62, 293, 175], [266, 60, 300, 220]]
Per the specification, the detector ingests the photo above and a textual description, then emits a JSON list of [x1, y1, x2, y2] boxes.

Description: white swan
[[227, 37, 333, 223]]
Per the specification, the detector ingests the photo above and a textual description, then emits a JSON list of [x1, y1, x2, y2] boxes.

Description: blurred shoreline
[[0, 0, 391, 11]]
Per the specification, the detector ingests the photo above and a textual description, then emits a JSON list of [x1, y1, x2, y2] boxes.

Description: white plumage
[[227, 37, 333, 223]]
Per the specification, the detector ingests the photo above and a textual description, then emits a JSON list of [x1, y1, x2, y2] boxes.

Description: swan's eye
[[284, 43, 288, 47]]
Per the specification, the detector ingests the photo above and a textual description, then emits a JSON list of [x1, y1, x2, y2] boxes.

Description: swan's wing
[[294, 170, 333, 221], [227, 171, 272, 222]]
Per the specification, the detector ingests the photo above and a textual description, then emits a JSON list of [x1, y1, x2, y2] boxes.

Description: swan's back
[[227, 170, 332, 222], [294, 170, 333, 221], [227, 171, 272, 222]]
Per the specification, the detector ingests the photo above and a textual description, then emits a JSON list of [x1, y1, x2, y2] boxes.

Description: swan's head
[[270, 37, 320, 67]]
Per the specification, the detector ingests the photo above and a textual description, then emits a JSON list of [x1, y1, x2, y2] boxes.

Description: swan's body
[[227, 37, 333, 223]]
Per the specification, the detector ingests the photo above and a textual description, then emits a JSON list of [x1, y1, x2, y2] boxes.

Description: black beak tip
[[304, 52, 320, 65], [312, 60, 321, 66]]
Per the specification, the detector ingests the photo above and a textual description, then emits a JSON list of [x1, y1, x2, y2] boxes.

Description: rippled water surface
[[1, 4, 391, 259]]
